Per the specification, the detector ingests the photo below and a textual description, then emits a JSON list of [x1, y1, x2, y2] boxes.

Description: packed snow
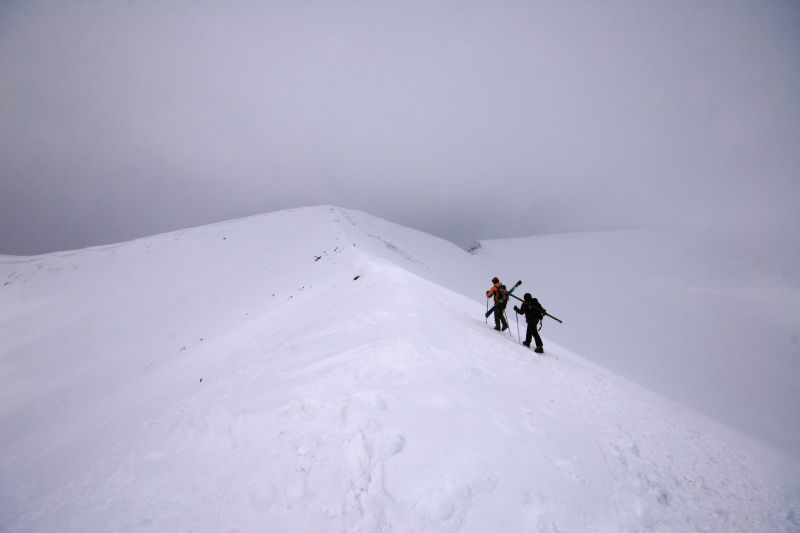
[[1, 206, 798, 531]]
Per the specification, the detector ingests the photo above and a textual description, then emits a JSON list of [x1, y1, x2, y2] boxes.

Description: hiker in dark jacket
[[514, 293, 545, 353], [486, 277, 509, 331]]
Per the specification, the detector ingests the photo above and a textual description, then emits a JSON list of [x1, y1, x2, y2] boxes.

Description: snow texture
[[1, 206, 798, 531]]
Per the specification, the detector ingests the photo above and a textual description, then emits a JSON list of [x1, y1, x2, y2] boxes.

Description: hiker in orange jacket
[[486, 277, 509, 331]]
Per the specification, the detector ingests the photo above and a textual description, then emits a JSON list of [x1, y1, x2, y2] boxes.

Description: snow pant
[[494, 303, 508, 330], [524, 321, 543, 348]]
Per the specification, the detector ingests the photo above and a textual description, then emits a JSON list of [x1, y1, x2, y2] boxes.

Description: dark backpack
[[531, 298, 546, 320], [497, 285, 509, 304]]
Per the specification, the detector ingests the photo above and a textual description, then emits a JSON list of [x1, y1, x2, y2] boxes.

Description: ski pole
[[485, 298, 489, 324], [515, 310, 521, 343]]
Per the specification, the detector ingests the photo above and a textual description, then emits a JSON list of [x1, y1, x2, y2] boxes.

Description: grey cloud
[[1, 0, 798, 254]]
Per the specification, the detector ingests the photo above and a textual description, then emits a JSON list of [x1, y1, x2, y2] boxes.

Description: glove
[[513, 306, 519, 312]]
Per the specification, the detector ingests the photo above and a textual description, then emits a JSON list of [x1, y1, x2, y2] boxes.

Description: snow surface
[[470, 229, 800, 457], [1, 206, 798, 531]]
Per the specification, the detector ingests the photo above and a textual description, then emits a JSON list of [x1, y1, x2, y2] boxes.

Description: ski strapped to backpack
[[508, 293, 563, 324], [485, 280, 522, 318]]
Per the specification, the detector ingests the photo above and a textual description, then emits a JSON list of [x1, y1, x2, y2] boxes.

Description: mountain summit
[[1, 206, 796, 531]]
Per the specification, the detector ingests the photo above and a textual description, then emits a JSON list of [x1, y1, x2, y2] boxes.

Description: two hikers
[[514, 293, 545, 353], [487, 277, 554, 354], [485, 277, 509, 331]]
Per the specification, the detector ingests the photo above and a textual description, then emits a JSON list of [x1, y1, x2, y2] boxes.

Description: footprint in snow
[[412, 468, 498, 528], [249, 481, 278, 512], [523, 491, 567, 533]]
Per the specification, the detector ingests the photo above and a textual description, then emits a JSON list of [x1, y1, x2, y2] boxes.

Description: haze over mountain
[[1, 1, 798, 255]]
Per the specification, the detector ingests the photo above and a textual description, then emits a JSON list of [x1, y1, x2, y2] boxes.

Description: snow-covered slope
[[1, 206, 797, 531], [470, 230, 800, 457]]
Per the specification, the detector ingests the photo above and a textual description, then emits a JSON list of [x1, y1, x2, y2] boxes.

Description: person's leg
[[493, 307, 502, 330], [524, 322, 533, 346], [499, 304, 509, 330], [532, 322, 544, 352]]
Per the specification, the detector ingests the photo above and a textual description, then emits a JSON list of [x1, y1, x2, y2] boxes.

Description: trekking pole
[[515, 310, 521, 343], [485, 298, 489, 324]]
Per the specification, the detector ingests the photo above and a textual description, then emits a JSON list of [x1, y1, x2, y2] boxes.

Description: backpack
[[497, 285, 509, 304], [531, 298, 546, 320]]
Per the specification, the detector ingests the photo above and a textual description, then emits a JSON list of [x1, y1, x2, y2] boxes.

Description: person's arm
[[513, 302, 526, 314], [486, 286, 496, 298]]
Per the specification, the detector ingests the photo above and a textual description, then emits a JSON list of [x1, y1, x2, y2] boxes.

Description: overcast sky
[[1, 1, 798, 255]]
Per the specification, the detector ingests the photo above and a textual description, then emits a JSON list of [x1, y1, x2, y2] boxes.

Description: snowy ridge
[[1, 206, 797, 531]]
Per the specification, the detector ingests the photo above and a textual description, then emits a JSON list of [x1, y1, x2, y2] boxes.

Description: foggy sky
[[1, 1, 799, 255]]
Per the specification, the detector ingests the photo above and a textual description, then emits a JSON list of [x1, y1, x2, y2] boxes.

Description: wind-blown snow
[[1, 206, 797, 531]]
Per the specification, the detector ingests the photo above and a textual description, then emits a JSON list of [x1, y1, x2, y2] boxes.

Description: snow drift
[[1, 206, 797, 531]]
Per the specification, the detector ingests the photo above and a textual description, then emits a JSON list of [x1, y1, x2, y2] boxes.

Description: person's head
[[524, 293, 532, 301], [492, 277, 499, 284]]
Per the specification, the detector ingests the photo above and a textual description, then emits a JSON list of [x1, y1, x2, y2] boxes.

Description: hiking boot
[[522, 342, 530, 347], [494, 326, 501, 331], [501, 324, 509, 331], [534, 346, 544, 354]]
